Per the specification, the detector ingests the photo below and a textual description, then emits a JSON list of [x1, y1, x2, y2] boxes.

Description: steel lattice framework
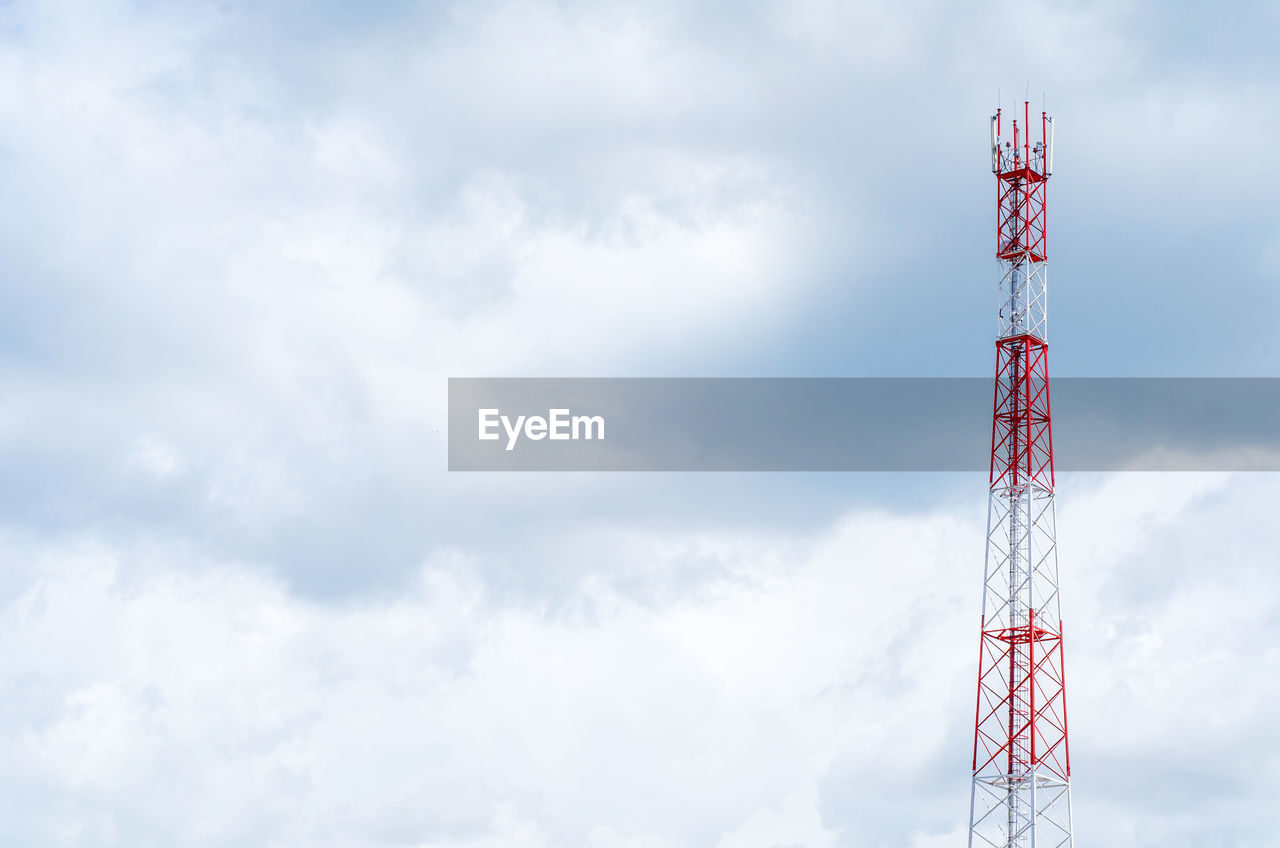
[[968, 102, 1074, 848]]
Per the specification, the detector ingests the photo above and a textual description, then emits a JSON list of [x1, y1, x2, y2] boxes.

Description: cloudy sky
[[1, 0, 1279, 845]]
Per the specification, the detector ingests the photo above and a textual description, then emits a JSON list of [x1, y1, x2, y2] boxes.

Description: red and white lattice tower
[[967, 102, 1073, 848]]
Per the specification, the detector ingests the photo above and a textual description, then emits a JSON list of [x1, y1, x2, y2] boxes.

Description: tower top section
[[991, 100, 1054, 180], [992, 99, 1052, 337]]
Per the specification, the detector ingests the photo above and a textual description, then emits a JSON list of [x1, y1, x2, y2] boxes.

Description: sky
[[0, 0, 1279, 845]]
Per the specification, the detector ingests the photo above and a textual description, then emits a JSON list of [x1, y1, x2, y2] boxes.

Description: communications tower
[[967, 102, 1073, 848]]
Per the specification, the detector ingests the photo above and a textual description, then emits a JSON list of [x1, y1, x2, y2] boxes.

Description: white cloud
[[1, 474, 1274, 846], [0, 501, 972, 845]]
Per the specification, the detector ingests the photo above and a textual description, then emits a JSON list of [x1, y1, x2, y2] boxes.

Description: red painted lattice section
[[997, 168, 1047, 262], [989, 334, 1054, 492], [973, 610, 1071, 782]]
